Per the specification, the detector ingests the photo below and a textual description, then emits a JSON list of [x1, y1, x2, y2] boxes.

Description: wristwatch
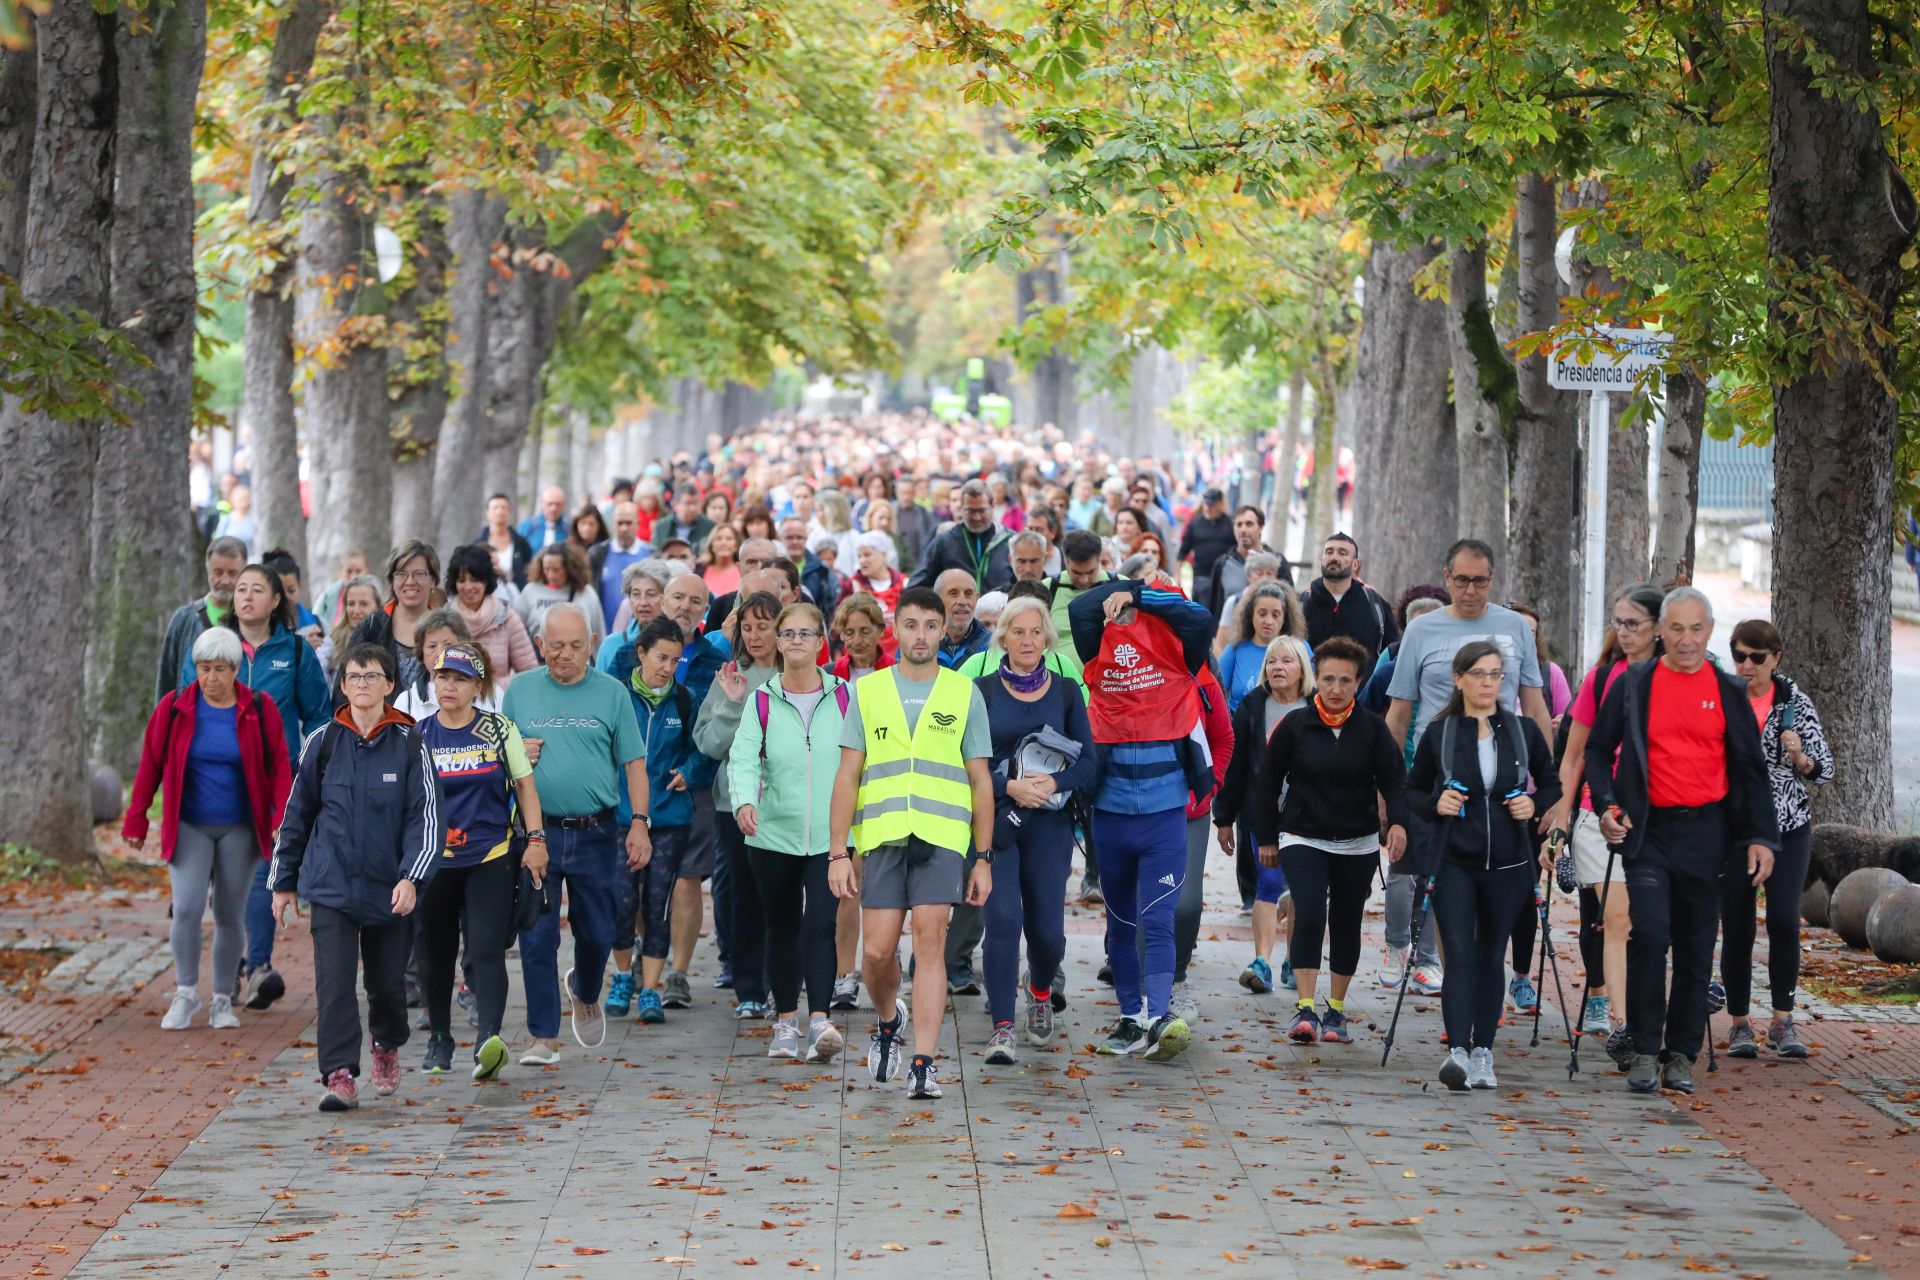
[[631, 814, 650, 828]]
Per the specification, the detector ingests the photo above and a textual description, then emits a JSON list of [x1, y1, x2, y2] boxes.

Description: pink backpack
[[753, 682, 852, 766]]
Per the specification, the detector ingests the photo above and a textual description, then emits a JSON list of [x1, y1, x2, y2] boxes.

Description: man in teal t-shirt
[[500, 604, 650, 1063]]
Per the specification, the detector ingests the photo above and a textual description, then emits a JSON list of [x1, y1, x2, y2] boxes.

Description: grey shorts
[[860, 838, 965, 909], [677, 790, 718, 880]]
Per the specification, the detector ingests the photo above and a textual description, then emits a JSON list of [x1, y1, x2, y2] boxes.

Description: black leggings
[[1720, 822, 1814, 1017], [1432, 859, 1533, 1050], [417, 854, 516, 1040], [1278, 847, 1376, 976], [719, 810, 769, 1006], [747, 847, 837, 1016]]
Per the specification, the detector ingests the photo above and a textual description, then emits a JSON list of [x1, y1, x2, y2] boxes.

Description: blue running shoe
[[1239, 957, 1273, 994], [636, 987, 666, 1024], [1279, 958, 1296, 990], [1508, 975, 1538, 1014], [606, 970, 636, 1019]]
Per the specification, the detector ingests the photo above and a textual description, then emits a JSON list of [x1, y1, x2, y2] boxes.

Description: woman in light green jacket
[[695, 591, 784, 1021], [728, 601, 854, 1063]]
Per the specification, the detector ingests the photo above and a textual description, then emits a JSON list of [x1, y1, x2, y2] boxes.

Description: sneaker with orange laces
[[319, 1068, 358, 1112], [370, 1045, 400, 1096]]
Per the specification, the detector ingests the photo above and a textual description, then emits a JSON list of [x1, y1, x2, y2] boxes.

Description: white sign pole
[[1582, 390, 1610, 670]]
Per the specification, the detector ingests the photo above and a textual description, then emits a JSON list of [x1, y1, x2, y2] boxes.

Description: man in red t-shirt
[[1585, 587, 1779, 1097]]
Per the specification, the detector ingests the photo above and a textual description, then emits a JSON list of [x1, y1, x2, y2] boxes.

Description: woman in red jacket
[[125, 627, 293, 1032]]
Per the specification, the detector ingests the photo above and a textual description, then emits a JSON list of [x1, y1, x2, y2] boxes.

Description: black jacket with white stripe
[[270, 705, 443, 927]]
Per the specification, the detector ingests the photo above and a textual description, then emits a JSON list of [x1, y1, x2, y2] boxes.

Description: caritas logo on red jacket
[[1086, 612, 1202, 744]]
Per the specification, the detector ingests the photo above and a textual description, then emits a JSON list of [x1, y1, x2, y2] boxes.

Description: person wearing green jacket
[[692, 591, 785, 1021], [728, 601, 853, 1065]]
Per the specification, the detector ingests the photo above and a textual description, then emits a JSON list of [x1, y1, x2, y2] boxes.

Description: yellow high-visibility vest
[[852, 668, 975, 855]]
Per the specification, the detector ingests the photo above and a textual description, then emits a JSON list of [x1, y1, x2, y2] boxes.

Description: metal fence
[[1697, 434, 1774, 515]]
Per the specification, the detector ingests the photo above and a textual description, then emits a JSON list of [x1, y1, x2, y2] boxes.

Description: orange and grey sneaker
[[319, 1068, 359, 1112], [1288, 1005, 1321, 1044]]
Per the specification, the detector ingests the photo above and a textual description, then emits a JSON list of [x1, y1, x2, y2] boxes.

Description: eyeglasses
[[778, 629, 823, 642], [393, 569, 434, 583], [1612, 616, 1649, 632], [1449, 574, 1492, 590], [1463, 667, 1505, 682], [1730, 647, 1774, 665], [342, 671, 388, 686]]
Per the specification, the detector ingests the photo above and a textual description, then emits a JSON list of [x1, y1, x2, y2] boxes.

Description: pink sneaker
[[370, 1045, 400, 1096], [319, 1068, 358, 1112]]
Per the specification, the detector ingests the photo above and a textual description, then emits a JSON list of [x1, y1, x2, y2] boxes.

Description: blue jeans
[[1094, 806, 1187, 1023], [245, 857, 275, 972], [518, 816, 619, 1039], [983, 808, 1074, 1026]]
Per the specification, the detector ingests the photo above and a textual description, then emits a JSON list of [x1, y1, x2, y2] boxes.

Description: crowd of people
[[130, 410, 1830, 1109]]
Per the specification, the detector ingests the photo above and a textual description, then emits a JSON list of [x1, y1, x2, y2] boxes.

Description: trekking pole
[[1531, 829, 1566, 1047], [1380, 875, 1434, 1069], [1569, 840, 1619, 1079], [1532, 878, 1575, 1051]]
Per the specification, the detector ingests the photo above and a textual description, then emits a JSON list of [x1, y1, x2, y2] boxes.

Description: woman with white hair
[[126, 627, 294, 1031], [848, 529, 903, 624], [973, 596, 1099, 1065]]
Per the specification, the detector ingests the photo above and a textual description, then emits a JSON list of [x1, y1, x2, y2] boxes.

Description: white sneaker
[[519, 1039, 562, 1066], [1467, 1047, 1497, 1090], [565, 968, 606, 1049], [1410, 963, 1445, 996], [1439, 1046, 1469, 1091], [1168, 982, 1201, 1025], [207, 994, 240, 1030], [806, 1019, 843, 1064], [769, 1019, 802, 1059], [1378, 947, 1407, 989], [161, 988, 201, 1030]]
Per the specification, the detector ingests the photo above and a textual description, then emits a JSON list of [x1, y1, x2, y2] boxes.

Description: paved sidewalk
[[5, 864, 1916, 1280], [54, 934, 1892, 1277]]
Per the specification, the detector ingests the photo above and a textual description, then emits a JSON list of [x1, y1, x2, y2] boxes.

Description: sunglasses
[[1730, 647, 1774, 664]]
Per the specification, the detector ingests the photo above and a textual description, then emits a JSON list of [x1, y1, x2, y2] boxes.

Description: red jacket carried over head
[[124, 683, 294, 863]]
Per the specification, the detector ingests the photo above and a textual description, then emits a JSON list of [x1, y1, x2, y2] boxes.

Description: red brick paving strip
[[1681, 1013, 1920, 1280], [0, 934, 318, 1279]]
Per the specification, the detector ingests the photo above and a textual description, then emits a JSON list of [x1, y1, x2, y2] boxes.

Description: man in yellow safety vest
[[829, 586, 995, 1101]]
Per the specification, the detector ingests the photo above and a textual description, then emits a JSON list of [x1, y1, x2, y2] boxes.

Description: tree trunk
[[1302, 367, 1343, 558], [0, 0, 117, 859], [1766, 0, 1914, 831], [1269, 362, 1306, 539], [1507, 174, 1580, 660], [1649, 369, 1706, 585], [391, 452, 436, 547], [1447, 241, 1511, 569], [240, 0, 332, 566], [1350, 237, 1456, 598], [295, 151, 389, 585], [432, 189, 505, 554], [89, 0, 205, 776], [386, 191, 449, 544], [0, 43, 36, 276]]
